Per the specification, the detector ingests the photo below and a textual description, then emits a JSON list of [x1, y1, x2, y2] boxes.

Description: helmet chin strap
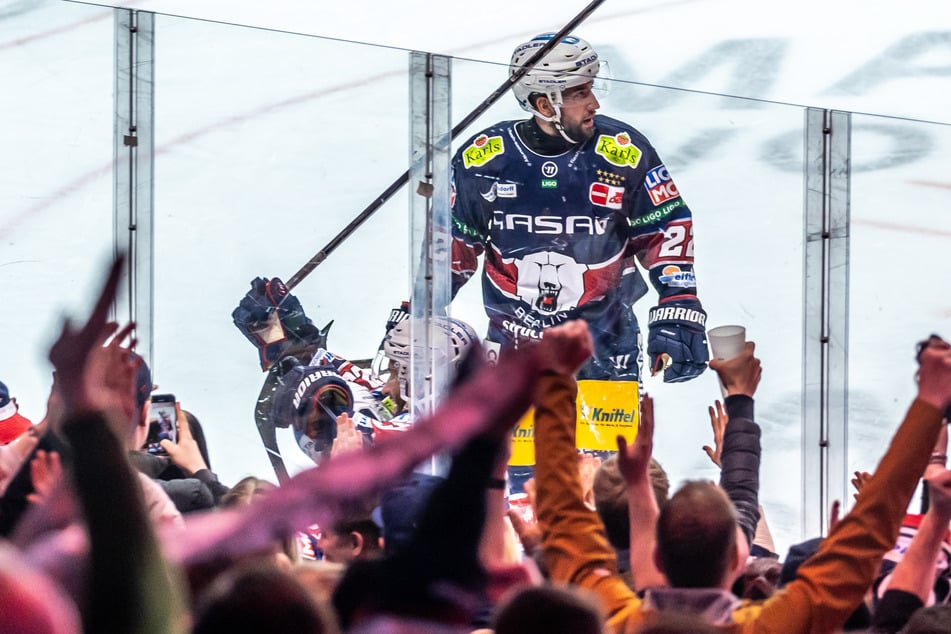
[[552, 117, 580, 144], [535, 92, 581, 145]]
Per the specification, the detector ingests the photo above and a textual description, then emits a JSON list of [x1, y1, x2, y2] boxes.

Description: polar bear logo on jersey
[[515, 251, 586, 314]]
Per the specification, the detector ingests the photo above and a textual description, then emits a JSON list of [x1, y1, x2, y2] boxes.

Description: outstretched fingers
[[616, 394, 655, 485], [81, 257, 124, 341], [636, 393, 655, 459], [48, 257, 126, 409], [702, 400, 727, 468]]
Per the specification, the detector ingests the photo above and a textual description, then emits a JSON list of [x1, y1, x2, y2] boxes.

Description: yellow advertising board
[[509, 379, 640, 466]]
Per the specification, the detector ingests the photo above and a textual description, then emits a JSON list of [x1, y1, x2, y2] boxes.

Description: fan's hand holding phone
[[146, 393, 177, 455]]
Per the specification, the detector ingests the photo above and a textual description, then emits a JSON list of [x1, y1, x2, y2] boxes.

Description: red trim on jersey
[[660, 294, 697, 303]]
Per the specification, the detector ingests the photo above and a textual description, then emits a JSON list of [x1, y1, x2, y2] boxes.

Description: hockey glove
[[232, 276, 331, 371], [647, 298, 709, 382]]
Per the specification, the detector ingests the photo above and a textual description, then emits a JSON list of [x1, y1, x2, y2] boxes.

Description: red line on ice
[[909, 180, 951, 190], [854, 219, 951, 238]]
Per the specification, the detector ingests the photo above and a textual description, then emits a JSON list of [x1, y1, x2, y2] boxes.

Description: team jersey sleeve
[[449, 154, 487, 299], [625, 150, 699, 302]]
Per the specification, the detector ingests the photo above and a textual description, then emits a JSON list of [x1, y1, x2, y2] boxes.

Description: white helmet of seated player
[[382, 317, 480, 405], [510, 33, 605, 143]]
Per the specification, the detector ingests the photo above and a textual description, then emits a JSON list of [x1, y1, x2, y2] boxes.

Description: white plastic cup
[[708, 325, 746, 360]]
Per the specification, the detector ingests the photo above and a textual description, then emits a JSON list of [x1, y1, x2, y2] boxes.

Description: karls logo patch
[[463, 134, 504, 168], [595, 132, 642, 169], [657, 265, 697, 288], [541, 161, 558, 177], [589, 182, 624, 209], [644, 164, 680, 206]]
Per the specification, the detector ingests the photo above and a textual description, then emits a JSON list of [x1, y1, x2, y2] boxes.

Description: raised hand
[[916, 335, 951, 412], [617, 394, 654, 487], [160, 403, 208, 475], [26, 450, 63, 505], [47, 257, 124, 412], [47, 257, 144, 438], [702, 400, 727, 468], [331, 413, 364, 458], [618, 393, 667, 591], [850, 470, 872, 500], [507, 477, 541, 555], [708, 342, 761, 398], [533, 320, 594, 377], [92, 324, 140, 424], [828, 499, 841, 532], [578, 451, 603, 509], [926, 468, 951, 522], [507, 506, 542, 556]]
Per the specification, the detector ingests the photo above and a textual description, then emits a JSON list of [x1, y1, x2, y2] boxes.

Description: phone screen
[[146, 395, 177, 454]]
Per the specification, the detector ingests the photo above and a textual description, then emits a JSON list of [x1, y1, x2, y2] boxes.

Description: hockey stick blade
[[254, 361, 291, 484], [284, 0, 605, 290]]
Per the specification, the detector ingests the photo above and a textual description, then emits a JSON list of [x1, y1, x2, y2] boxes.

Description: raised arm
[[754, 336, 951, 632], [479, 435, 523, 571], [532, 321, 643, 630], [172, 326, 586, 568], [871, 468, 951, 633], [708, 342, 762, 547], [47, 257, 185, 634], [617, 394, 667, 592]]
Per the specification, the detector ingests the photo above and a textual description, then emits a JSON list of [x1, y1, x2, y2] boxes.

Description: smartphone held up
[[146, 393, 177, 455]]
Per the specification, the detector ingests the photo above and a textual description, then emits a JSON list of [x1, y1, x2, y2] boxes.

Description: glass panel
[[609, 85, 807, 556], [16, 3, 926, 560], [848, 115, 951, 513], [802, 109, 852, 538], [448, 58, 807, 554], [0, 2, 115, 419], [150, 15, 412, 481]]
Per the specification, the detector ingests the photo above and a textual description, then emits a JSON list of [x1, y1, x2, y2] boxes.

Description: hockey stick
[[284, 0, 605, 291], [254, 361, 291, 484]]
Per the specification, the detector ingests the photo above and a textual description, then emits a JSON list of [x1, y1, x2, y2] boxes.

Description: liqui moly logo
[[644, 164, 680, 206]]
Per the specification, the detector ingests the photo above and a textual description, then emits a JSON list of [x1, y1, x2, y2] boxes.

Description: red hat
[[0, 381, 32, 445]]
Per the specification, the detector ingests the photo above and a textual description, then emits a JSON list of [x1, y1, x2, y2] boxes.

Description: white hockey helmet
[[382, 317, 480, 402], [511, 33, 601, 132]]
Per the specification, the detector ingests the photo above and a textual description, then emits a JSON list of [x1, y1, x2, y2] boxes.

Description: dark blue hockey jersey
[[450, 115, 699, 381]]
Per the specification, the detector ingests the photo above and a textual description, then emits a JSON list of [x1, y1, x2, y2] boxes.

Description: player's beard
[[561, 117, 595, 144]]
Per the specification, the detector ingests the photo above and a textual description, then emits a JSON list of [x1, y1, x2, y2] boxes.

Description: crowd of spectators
[[2, 256, 951, 634]]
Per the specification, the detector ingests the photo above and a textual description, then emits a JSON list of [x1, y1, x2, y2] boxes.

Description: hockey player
[[451, 32, 709, 383], [233, 278, 479, 469], [233, 276, 376, 472], [379, 315, 481, 418]]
